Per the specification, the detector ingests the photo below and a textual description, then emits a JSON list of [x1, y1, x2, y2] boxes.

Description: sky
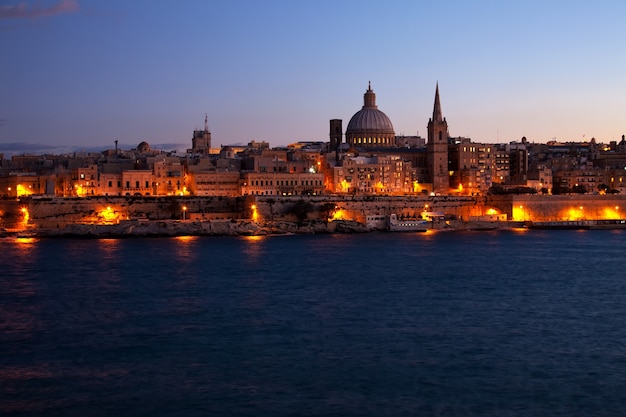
[[1, 0, 625, 153]]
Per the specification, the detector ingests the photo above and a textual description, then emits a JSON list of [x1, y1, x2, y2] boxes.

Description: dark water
[[2, 230, 626, 416]]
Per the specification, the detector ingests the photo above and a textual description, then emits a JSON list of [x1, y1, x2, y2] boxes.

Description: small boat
[[388, 214, 428, 232]]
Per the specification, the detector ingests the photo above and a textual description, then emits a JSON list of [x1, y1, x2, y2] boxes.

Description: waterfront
[[2, 230, 626, 416]]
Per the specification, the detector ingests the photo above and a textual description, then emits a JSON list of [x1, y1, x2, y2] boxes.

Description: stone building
[[241, 172, 324, 196], [329, 155, 416, 194], [426, 83, 450, 194], [191, 114, 212, 155]]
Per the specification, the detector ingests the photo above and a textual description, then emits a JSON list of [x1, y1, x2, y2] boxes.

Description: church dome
[[345, 82, 395, 148], [137, 141, 151, 152]]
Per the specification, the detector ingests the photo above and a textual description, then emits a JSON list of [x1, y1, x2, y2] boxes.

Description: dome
[[137, 141, 151, 152], [345, 82, 395, 148], [346, 108, 395, 134]]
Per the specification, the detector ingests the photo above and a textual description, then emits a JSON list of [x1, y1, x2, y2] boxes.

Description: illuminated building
[[329, 155, 416, 194], [188, 171, 241, 196], [242, 172, 324, 196]]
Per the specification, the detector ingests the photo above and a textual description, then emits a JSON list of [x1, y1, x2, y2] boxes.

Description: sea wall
[[3, 194, 626, 232], [0, 196, 252, 229], [486, 194, 626, 222], [250, 195, 482, 223]]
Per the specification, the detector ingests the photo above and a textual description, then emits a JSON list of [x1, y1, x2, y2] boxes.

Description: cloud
[[0, 0, 79, 19]]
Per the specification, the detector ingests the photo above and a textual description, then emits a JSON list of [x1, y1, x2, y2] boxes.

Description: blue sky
[[1, 0, 625, 151]]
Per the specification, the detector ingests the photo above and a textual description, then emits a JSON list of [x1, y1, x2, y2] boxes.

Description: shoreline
[[1, 218, 525, 239]]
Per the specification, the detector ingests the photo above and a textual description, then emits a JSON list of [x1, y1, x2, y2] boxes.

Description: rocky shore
[[2, 218, 520, 238]]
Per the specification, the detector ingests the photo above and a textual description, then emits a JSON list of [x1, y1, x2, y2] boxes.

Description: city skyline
[[1, 0, 625, 151]]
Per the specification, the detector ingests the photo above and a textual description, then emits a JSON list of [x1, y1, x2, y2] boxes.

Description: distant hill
[[0, 142, 188, 156]]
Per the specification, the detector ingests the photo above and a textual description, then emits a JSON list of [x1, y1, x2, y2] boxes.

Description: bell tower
[[192, 114, 212, 155], [427, 83, 449, 193]]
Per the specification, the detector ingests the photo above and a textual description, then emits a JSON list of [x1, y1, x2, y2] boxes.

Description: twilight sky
[[1, 0, 625, 152]]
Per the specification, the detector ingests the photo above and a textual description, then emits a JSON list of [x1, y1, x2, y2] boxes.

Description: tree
[[318, 202, 337, 222], [290, 199, 314, 223]]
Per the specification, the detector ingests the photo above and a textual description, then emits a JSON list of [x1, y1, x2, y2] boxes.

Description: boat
[[388, 214, 429, 232]]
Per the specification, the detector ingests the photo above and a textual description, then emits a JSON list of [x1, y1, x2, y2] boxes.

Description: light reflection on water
[[2, 231, 626, 416]]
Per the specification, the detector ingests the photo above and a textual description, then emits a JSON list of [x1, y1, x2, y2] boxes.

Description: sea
[[1, 229, 626, 416]]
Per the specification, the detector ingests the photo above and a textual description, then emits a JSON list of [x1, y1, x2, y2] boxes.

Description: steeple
[[204, 113, 209, 133], [427, 82, 449, 193], [432, 82, 443, 123], [363, 81, 377, 109]]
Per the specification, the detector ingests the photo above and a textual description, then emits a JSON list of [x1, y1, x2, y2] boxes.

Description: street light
[[182, 206, 187, 220]]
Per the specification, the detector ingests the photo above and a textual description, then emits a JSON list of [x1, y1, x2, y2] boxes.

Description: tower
[[329, 119, 342, 160], [192, 114, 212, 155], [427, 83, 449, 193]]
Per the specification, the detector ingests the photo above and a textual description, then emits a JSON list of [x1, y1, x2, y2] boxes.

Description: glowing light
[[601, 207, 621, 220], [99, 206, 119, 224], [20, 207, 29, 227], [251, 204, 258, 222], [175, 235, 198, 242], [330, 209, 347, 221], [512, 205, 526, 221], [486, 208, 498, 215], [74, 183, 86, 197], [16, 184, 34, 197], [339, 179, 350, 193], [182, 205, 188, 220], [563, 207, 584, 221]]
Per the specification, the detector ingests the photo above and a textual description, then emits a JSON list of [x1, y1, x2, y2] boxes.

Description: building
[[427, 83, 450, 193], [191, 114, 212, 155], [345, 82, 395, 148], [241, 172, 324, 196], [329, 155, 416, 194]]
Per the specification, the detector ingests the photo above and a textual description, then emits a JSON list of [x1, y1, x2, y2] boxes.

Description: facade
[[188, 171, 241, 196], [449, 138, 495, 195], [241, 172, 324, 196], [329, 155, 416, 194]]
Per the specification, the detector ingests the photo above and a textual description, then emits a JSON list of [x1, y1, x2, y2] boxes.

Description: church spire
[[432, 82, 443, 123]]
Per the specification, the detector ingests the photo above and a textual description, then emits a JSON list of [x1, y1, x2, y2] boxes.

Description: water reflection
[[13, 237, 38, 250], [172, 235, 200, 263], [95, 238, 122, 290], [97, 238, 121, 261], [241, 235, 266, 264]]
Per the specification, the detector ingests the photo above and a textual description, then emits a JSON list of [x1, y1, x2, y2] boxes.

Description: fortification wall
[[486, 194, 626, 221], [250, 195, 482, 223], [4, 194, 626, 231], [1, 196, 251, 229]]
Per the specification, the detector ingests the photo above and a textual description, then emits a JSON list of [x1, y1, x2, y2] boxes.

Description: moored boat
[[388, 214, 428, 232]]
